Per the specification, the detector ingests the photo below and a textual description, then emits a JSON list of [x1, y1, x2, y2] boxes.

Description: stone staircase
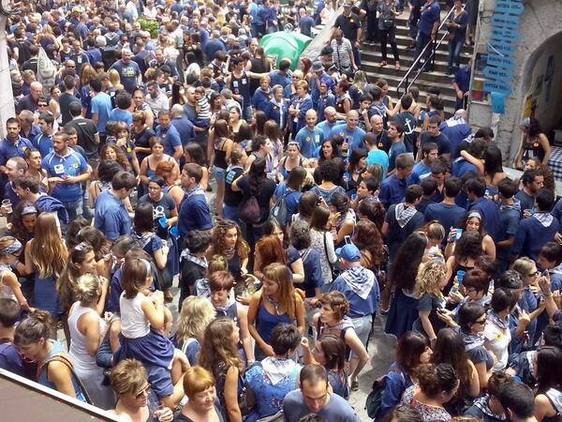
[[360, 6, 474, 115]]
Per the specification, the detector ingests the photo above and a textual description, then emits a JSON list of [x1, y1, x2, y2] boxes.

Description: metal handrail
[[395, 4, 460, 98]]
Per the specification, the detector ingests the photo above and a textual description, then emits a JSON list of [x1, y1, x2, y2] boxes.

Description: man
[[0, 299, 35, 379], [14, 177, 69, 224], [170, 104, 195, 147], [64, 101, 99, 164], [59, 75, 79, 126], [283, 364, 359, 421], [94, 171, 137, 242], [516, 169, 544, 216], [370, 114, 392, 152], [412, 142, 438, 183], [498, 382, 536, 422], [316, 106, 339, 140], [178, 163, 213, 245], [269, 58, 292, 89], [464, 371, 512, 422], [42, 131, 91, 220], [334, 0, 363, 67], [251, 76, 272, 114], [3, 157, 27, 206], [203, 30, 226, 62], [295, 110, 324, 159], [331, 27, 357, 76], [18, 110, 41, 143], [298, 8, 315, 37], [331, 110, 366, 152], [467, 177, 501, 240], [330, 244, 378, 390], [0, 118, 33, 174], [34, 113, 55, 157], [387, 120, 408, 174], [315, 80, 337, 122], [452, 139, 486, 178], [393, 94, 418, 153], [424, 176, 466, 240], [145, 81, 169, 118], [288, 80, 314, 135], [379, 153, 414, 209], [415, 0, 440, 71], [15, 81, 43, 114], [496, 178, 521, 272], [418, 115, 452, 159], [454, 61, 472, 110], [90, 78, 112, 141], [156, 111, 183, 161], [440, 109, 472, 158], [513, 189, 560, 262], [69, 38, 90, 74], [110, 49, 142, 93], [309, 60, 335, 105]]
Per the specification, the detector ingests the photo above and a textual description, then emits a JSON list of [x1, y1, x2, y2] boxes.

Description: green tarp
[[259, 31, 312, 70]]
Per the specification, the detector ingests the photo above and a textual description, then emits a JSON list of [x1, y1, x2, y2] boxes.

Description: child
[[0, 237, 31, 311]]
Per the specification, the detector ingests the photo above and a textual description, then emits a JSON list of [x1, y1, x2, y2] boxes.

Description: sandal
[[395, 62, 401, 70], [351, 380, 359, 391], [379, 61, 387, 67]]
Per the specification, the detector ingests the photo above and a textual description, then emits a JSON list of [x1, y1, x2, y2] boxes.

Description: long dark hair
[[483, 145, 503, 176], [432, 328, 472, 400], [536, 346, 562, 394], [248, 157, 267, 195], [390, 232, 428, 291], [397, 331, 429, 375], [10, 201, 37, 245]]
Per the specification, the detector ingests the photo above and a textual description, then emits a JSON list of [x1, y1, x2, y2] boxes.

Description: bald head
[[324, 106, 337, 123], [346, 110, 359, 129], [171, 104, 184, 118], [370, 114, 384, 133]]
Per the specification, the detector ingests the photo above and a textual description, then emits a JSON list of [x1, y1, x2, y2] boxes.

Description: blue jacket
[[251, 88, 271, 113], [35, 193, 69, 224]]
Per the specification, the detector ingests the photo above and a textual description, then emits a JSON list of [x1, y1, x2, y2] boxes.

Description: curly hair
[[454, 231, 483, 263], [390, 232, 428, 291], [176, 296, 216, 344], [210, 219, 250, 260], [319, 291, 350, 322], [199, 318, 244, 373], [352, 219, 385, 268], [417, 260, 446, 299]]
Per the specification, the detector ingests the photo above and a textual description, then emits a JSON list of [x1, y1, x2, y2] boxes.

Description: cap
[[336, 244, 361, 262], [312, 61, 323, 71]]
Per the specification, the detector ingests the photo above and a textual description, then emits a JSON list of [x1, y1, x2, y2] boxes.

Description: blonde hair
[[176, 296, 216, 343], [262, 263, 297, 320], [183, 366, 216, 398], [74, 274, 102, 306], [29, 213, 67, 278], [111, 359, 148, 396], [417, 260, 446, 298], [108, 69, 123, 90], [511, 257, 536, 281]]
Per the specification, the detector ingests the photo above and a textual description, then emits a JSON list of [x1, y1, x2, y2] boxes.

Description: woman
[[175, 366, 224, 422], [446, 0, 469, 74], [207, 220, 250, 283], [0, 236, 30, 310], [263, 121, 284, 179], [516, 116, 551, 169], [534, 346, 562, 421], [377, 332, 432, 419], [14, 310, 87, 401], [199, 318, 247, 422], [272, 166, 306, 227], [155, 161, 185, 208], [302, 335, 350, 399], [90, 160, 123, 206], [334, 80, 353, 119], [24, 148, 48, 190], [345, 149, 367, 196], [7, 201, 37, 249], [444, 230, 483, 295], [245, 324, 302, 420], [137, 176, 178, 235], [228, 106, 246, 136], [139, 138, 180, 190], [314, 291, 370, 391], [132, 90, 155, 130], [253, 235, 288, 281], [68, 274, 114, 409], [132, 111, 156, 165], [278, 141, 306, 182], [245, 136, 270, 172], [223, 147, 247, 224], [175, 296, 216, 366], [310, 206, 338, 285], [412, 260, 448, 344], [352, 219, 386, 272], [108, 359, 174, 422], [460, 145, 507, 194], [209, 119, 234, 218], [247, 263, 306, 360], [100, 143, 132, 173], [330, 192, 357, 247], [232, 158, 276, 246], [385, 232, 428, 338], [378, 0, 400, 70], [448, 268, 490, 314], [292, 191, 320, 225], [21, 213, 68, 317], [318, 139, 340, 164], [399, 363, 459, 421], [432, 328, 480, 414], [311, 159, 346, 205]]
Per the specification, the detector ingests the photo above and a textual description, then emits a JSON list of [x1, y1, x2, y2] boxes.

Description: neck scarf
[[261, 357, 300, 385], [395, 203, 417, 228], [460, 329, 485, 352], [341, 267, 375, 300], [488, 311, 509, 331]]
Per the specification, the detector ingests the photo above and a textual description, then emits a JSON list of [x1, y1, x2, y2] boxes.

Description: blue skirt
[[116, 330, 174, 369], [33, 275, 60, 318], [385, 290, 419, 339]]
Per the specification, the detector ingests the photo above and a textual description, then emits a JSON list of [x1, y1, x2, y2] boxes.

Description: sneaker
[[395, 62, 400, 70]]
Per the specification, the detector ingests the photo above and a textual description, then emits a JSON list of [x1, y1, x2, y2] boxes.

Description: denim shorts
[[350, 314, 373, 356], [212, 165, 226, 182]]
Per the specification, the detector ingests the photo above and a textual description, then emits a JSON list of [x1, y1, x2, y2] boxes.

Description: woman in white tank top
[[0, 237, 31, 310], [68, 274, 115, 410]]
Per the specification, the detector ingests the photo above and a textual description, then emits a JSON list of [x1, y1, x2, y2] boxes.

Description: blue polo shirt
[[424, 202, 466, 237], [109, 108, 133, 126], [269, 70, 291, 89], [156, 125, 182, 157], [316, 120, 339, 141], [42, 149, 88, 203], [411, 160, 432, 183], [294, 126, 323, 158], [178, 189, 213, 243], [419, 0, 440, 35], [94, 190, 132, 241], [330, 124, 366, 151], [380, 174, 411, 209], [32, 133, 53, 158], [0, 137, 34, 166]]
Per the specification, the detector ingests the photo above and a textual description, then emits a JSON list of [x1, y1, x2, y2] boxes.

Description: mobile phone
[[344, 235, 352, 245], [457, 270, 466, 285], [455, 228, 463, 241]]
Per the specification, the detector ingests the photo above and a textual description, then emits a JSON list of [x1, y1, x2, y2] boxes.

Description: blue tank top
[[256, 300, 293, 345]]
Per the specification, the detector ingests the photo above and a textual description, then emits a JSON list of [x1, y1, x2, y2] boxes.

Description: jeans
[[448, 39, 464, 72], [415, 32, 433, 70], [63, 199, 83, 221], [380, 27, 399, 62]]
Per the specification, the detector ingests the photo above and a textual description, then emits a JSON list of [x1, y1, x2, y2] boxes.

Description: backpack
[[270, 190, 295, 227], [37, 47, 56, 91], [239, 195, 261, 224], [365, 369, 405, 419]]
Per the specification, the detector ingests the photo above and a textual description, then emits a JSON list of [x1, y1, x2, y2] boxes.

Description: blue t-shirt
[[380, 175, 410, 209], [294, 126, 323, 158], [469, 197, 501, 240], [42, 149, 88, 203], [424, 202, 466, 237], [94, 190, 132, 241], [411, 160, 432, 183], [0, 137, 34, 166], [330, 124, 366, 151], [110, 60, 141, 93], [33, 133, 53, 158], [316, 120, 339, 141], [452, 157, 478, 178], [366, 149, 389, 176], [388, 141, 408, 172], [156, 125, 182, 157], [283, 389, 360, 421], [419, 0, 440, 35], [109, 108, 133, 126], [91, 92, 113, 133], [178, 190, 213, 242]]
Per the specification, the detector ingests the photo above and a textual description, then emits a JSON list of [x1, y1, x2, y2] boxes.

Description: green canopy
[[259, 31, 312, 70]]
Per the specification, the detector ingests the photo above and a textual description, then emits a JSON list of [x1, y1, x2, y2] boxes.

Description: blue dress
[[255, 301, 292, 360], [385, 289, 419, 338], [33, 274, 60, 318]]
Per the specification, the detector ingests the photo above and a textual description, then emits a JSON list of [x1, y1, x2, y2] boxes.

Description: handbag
[[238, 371, 256, 416], [239, 195, 261, 224]]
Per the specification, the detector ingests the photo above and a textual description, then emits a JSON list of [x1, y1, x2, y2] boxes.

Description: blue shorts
[[213, 165, 226, 183]]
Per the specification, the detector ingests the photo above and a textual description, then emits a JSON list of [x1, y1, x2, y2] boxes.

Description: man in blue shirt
[[380, 153, 414, 209], [294, 110, 324, 159], [94, 171, 137, 242], [109, 49, 141, 93], [412, 142, 438, 183], [466, 177, 501, 240], [418, 115, 452, 159], [269, 59, 292, 89], [496, 178, 521, 272], [309, 61, 335, 105], [178, 163, 213, 245], [34, 113, 55, 158], [109, 92, 134, 126], [42, 131, 91, 220], [156, 111, 183, 161], [90, 78, 112, 140], [14, 177, 69, 225], [316, 107, 341, 141], [330, 110, 366, 151], [516, 169, 544, 216], [298, 8, 315, 37], [440, 110, 472, 158], [387, 120, 409, 173], [170, 104, 195, 147], [424, 176, 466, 240], [415, 0, 440, 71], [0, 118, 33, 173]]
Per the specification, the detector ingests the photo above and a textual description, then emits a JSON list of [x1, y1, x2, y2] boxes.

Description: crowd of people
[[0, 0, 560, 421]]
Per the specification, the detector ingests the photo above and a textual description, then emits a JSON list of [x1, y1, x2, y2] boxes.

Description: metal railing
[[395, 5, 462, 98]]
